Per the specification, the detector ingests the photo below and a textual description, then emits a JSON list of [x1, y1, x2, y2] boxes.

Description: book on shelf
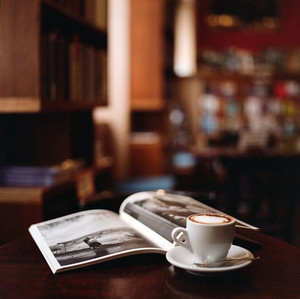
[[82, 45, 96, 101], [29, 191, 258, 274], [84, 0, 107, 30], [0, 159, 85, 187], [56, 35, 69, 101], [41, 32, 107, 103], [48, 32, 58, 101], [41, 32, 70, 101], [69, 34, 83, 102], [95, 49, 107, 104], [94, 0, 108, 30]]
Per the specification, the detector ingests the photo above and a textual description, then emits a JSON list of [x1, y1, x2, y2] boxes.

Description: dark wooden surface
[[0, 228, 300, 298]]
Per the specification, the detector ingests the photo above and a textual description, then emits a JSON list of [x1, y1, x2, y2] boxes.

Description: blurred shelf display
[[197, 47, 300, 76], [193, 48, 300, 150]]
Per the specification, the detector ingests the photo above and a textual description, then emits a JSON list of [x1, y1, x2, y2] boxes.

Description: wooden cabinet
[[130, 0, 164, 110], [129, 0, 167, 177]]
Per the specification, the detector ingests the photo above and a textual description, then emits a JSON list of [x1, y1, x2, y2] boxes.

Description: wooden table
[[0, 228, 300, 298]]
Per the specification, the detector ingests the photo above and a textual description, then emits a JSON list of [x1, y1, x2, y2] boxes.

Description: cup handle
[[171, 227, 192, 252]]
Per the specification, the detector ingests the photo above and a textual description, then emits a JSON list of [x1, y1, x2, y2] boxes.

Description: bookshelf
[[0, 158, 113, 245], [0, 0, 110, 244], [0, 0, 108, 112], [0, 0, 109, 165]]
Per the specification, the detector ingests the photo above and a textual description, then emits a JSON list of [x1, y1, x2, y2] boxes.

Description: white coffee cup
[[171, 213, 236, 265]]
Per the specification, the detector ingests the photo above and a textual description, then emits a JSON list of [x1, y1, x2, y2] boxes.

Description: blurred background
[[0, 0, 299, 249]]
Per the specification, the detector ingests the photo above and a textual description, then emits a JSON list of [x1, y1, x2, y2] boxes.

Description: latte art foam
[[189, 214, 233, 224]]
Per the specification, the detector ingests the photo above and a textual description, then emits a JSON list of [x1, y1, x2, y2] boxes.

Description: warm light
[[173, 0, 197, 77], [218, 14, 234, 27], [262, 17, 278, 30]]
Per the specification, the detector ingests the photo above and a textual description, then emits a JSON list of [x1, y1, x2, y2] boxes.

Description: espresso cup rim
[[188, 213, 235, 226]]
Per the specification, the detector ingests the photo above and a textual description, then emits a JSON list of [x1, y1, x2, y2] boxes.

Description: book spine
[[41, 10, 107, 104], [0, 174, 56, 187], [48, 32, 57, 101], [95, 49, 107, 104], [94, 0, 108, 30], [0, 166, 58, 176], [55, 36, 69, 101], [69, 34, 82, 102]]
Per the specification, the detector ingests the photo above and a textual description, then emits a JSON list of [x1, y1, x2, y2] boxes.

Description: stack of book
[[0, 159, 84, 187]]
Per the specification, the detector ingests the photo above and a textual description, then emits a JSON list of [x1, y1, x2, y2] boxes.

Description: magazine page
[[119, 191, 259, 250], [29, 209, 165, 274]]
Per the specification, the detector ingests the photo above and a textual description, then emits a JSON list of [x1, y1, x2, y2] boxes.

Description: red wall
[[197, 0, 300, 52]]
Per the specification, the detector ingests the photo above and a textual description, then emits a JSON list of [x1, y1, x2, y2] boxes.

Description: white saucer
[[166, 245, 254, 275]]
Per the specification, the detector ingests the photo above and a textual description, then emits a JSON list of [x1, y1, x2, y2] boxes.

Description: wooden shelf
[[131, 97, 166, 111], [0, 98, 41, 113], [0, 98, 108, 113], [0, 159, 113, 202], [0, 0, 111, 245], [0, 0, 109, 165], [129, 0, 167, 177], [0, 159, 113, 245], [41, 100, 107, 112], [0, 0, 108, 112], [195, 69, 300, 81], [42, 0, 107, 35], [129, 134, 165, 176]]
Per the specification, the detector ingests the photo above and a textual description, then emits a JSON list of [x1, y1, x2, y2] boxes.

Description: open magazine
[[29, 191, 258, 273]]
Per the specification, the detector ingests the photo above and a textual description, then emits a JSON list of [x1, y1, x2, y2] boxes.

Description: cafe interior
[[0, 0, 300, 253], [1, 1, 300, 298]]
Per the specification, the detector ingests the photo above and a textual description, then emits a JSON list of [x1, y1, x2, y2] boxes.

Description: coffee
[[172, 213, 236, 265], [189, 213, 234, 225]]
